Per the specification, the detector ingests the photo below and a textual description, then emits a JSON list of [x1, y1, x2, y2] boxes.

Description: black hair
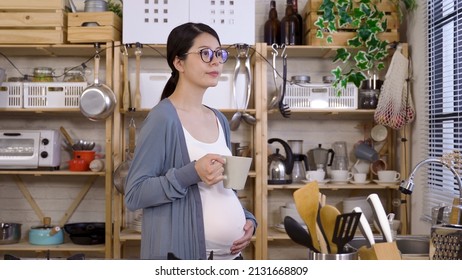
[[160, 22, 221, 100]]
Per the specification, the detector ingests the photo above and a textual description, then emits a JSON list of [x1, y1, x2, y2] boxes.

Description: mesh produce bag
[[374, 45, 415, 130]]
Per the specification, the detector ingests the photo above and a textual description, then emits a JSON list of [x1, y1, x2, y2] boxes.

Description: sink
[[348, 235, 430, 255]]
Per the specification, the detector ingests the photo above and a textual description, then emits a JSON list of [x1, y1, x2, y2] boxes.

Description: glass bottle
[[292, 0, 303, 45], [280, 0, 301, 45], [264, 0, 281, 45]]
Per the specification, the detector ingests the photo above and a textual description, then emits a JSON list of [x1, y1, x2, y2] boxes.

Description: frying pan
[[79, 54, 117, 121]]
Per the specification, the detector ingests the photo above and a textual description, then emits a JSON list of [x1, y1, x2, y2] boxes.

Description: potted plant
[[314, 0, 416, 91]]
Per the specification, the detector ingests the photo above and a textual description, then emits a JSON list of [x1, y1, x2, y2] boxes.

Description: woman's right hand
[[195, 154, 225, 186]]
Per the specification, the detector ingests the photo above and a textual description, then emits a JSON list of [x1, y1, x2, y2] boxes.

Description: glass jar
[[291, 75, 310, 84], [32, 67, 54, 82], [63, 66, 86, 82], [358, 89, 379, 109]]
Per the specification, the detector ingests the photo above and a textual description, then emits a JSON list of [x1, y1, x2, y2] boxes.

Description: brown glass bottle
[[292, 0, 304, 44], [280, 0, 300, 45], [264, 0, 281, 45]]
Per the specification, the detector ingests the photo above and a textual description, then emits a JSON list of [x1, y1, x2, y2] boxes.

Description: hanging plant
[[314, 0, 416, 92]]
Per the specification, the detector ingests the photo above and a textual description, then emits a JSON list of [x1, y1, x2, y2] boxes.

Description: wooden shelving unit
[[0, 43, 115, 259], [255, 43, 410, 259]]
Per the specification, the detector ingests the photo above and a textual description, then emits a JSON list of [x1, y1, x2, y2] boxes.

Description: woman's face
[[178, 32, 224, 90]]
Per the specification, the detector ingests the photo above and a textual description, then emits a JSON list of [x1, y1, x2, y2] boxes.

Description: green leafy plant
[[108, 0, 122, 18], [314, 0, 416, 92]]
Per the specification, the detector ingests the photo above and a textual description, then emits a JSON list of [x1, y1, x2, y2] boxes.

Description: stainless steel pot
[[1, 223, 22, 244], [80, 55, 116, 121]]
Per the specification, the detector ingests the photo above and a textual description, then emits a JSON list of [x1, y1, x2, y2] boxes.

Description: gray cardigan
[[124, 98, 257, 259]]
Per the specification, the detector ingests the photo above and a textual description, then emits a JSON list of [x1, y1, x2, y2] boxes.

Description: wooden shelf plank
[[0, 241, 105, 252], [0, 170, 105, 175], [267, 183, 399, 191]]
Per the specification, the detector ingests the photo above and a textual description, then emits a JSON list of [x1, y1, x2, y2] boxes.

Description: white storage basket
[[282, 83, 358, 109], [0, 82, 23, 108], [189, 0, 255, 45], [23, 82, 88, 109], [123, 0, 255, 45]]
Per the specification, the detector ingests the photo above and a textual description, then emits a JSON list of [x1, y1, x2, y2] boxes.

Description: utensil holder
[[358, 242, 401, 260], [307, 248, 358, 260]]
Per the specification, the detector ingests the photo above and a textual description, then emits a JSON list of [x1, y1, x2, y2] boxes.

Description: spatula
[[283, 216, 318, 252], [293, 181, 320, 252], [319, 204, 341, 253], [332, 212, 361, 254]]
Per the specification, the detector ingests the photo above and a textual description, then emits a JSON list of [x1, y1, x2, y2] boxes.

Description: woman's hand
[[230, 220, 254, 255], [195, 154, 225, 186]]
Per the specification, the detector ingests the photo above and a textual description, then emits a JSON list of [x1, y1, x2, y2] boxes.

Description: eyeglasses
[[183, 48, 229, 64]]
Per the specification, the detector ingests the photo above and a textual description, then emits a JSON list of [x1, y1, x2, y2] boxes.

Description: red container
[[71, 151, 95, 171], [69, 158, 87, 171]]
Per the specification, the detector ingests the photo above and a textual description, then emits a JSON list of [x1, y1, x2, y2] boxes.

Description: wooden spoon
[[134, 46, 142, 110], [320, 204, 341, 254], [122, 49, 130, 110], [293, 181, 321, 252]]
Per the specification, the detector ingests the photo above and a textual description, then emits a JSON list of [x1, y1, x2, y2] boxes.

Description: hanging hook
[[271, 43, 279, 57], [280, 44, 287, 58]]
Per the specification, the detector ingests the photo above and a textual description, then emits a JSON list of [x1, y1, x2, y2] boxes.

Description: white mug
[[331, 170, 353, 181], [353, 173, 367, 183], [222, 155, 252, 190], [306, 170, 325, 182], [377, 170, 400, 182]]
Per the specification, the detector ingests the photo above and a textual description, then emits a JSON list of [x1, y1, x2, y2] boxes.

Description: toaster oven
[[0, 130, 61, 169]]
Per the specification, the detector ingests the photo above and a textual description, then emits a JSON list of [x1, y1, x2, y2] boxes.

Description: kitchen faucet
[[400, 158, 462, 200]]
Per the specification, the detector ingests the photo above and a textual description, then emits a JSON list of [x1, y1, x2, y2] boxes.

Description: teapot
[[268, 138, 294, 184]]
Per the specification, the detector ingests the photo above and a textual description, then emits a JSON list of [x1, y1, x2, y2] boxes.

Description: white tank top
[[182, 119, 245, 260]]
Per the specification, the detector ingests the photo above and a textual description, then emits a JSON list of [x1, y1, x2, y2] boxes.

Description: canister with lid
[[291, 75, 310, 84], [63, 66, 86, 82], [358, 89, 379, 109], [32, 67, 54, 82]]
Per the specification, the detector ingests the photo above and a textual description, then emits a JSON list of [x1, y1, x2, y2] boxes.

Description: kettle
[[268, 138, 294, 184]]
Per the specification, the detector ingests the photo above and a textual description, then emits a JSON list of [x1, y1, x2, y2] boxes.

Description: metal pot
[[1, 223, 22, 244], [80, 55, 116, 121]]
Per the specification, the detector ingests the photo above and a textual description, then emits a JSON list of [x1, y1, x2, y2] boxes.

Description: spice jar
[[63, 66, 86, 82], [358, 89, 379, 109], [32, 67, 54, 82]]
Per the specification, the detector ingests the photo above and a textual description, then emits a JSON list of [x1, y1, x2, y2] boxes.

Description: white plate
[[349, 180, 371, 185], [373, 180, 400, 186], [371, 124, 388, 142], [273, 223, 307, 233], [301, 179, 330, 185]]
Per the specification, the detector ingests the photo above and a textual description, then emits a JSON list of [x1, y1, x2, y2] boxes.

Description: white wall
[[405, 2, 430, 235]]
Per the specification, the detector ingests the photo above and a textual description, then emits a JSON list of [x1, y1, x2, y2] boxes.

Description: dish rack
[[282, 83, 358, 109], [23, 82, 88, 108]]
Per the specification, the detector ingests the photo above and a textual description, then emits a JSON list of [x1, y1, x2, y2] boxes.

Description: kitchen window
[[425, 0, 462, 220]]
